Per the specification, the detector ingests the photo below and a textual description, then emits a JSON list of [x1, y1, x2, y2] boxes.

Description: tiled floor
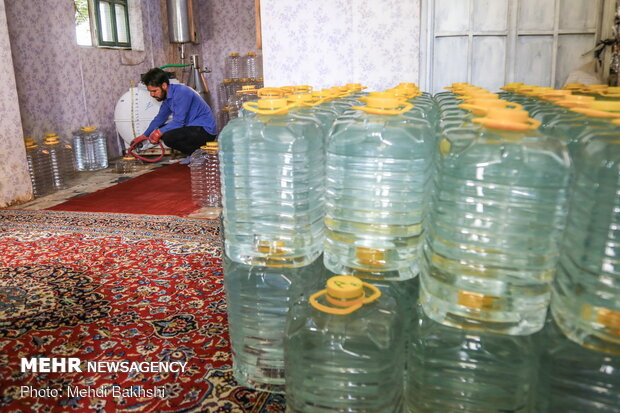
[[9, 157, 222, 219]]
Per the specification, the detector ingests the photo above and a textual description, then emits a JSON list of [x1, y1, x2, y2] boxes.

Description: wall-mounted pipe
[[159, 64, 190, 69]]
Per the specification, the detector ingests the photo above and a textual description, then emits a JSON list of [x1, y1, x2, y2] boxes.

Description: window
[[94, 0, 131, 48], [74, 0, 131, 49], [420, 0, 613, 93]]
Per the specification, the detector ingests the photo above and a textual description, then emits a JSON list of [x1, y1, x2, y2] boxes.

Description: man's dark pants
[[162, 126, 217, 156]]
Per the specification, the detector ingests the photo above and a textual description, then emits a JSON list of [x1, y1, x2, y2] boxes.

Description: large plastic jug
[[406, 304, 539, 412], [219, 97, 324, 267], [223, 254, 323, 393], [551, 126, 620, 355], [324, 96, 434, 280], [72, 126, 108, 171], [285, 275, 404, 412], [536, 315, 620, 412], [422, 108, 572, 335]]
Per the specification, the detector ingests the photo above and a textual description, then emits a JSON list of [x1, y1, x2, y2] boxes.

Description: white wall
[[260, 0, 421, 92]]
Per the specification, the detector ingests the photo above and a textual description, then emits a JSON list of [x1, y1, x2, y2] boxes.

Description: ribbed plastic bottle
[[218, 106, 230, 131], [285, 275, 404, 412], [228, 85, 259, 119], [597, 86, 620, 100], [189, 145, 207, 206], [422, 108, 572, 335], [115, 155, 139, 175], [536, 315, 620, 413], [43, 133, 70, 190], [242, 51, 260, 80], [551, 124, 620, 355], [60, 134, 76, 181], [219, 80, 231, 108], [218, 97, 324, 267], [324, 96, 433, 280], [203, 142, 221, 207], [223, 254, 323, 393], [72, 126, 108, 171], [24, 138, 55, 198], [227, 92, 245, 120], [406, 304, 539, 413], [225, 52, 242, 80]]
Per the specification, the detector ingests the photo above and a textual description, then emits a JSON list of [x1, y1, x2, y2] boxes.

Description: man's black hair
[[141, 68, 169, 87]]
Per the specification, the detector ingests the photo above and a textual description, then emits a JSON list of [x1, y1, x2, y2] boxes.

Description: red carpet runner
[[48, 163, 200, 216], [0, 210, 285, 412]]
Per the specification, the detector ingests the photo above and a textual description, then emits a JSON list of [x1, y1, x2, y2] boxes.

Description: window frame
[[93, 0, 131, 49]]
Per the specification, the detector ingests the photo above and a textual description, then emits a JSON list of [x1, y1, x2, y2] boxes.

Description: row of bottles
[[217, 82, 620, 411], [224, 51, 263, 81], [23, 126, 110, 199]]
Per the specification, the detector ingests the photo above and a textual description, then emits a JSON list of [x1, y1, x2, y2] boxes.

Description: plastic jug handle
[[351, 102, 414, 115], [361, 283, 381, 304], [526, 118, 541, 129], [257, 87, 285, 98], [309, 290, 364, 315], [458, 103, 490, 116], [570, 108, 620, 118], [309, 282, 381, 315]]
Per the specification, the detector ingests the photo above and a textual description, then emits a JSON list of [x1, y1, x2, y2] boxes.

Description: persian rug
[[0, 210, 285, 413], [47, 163, 200, 217]]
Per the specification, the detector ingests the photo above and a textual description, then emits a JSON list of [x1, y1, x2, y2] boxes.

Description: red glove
[[131, 135, 147, 146], [149, 129, 163, 144]]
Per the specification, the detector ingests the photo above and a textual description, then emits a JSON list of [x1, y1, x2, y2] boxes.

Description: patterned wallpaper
[[0, 0, 31, 207], [260, 0, 421, 92]]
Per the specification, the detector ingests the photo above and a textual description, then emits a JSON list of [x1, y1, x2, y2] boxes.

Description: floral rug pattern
[[0, 210, 285, 412]]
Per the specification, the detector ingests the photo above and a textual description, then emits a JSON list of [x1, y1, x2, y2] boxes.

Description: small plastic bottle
[[225, 52, 242, 80], [242, 51, 260, 80], [190, 142, 221, 207], [24, 138, 55, 198], [115, 155, 139, 175]]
